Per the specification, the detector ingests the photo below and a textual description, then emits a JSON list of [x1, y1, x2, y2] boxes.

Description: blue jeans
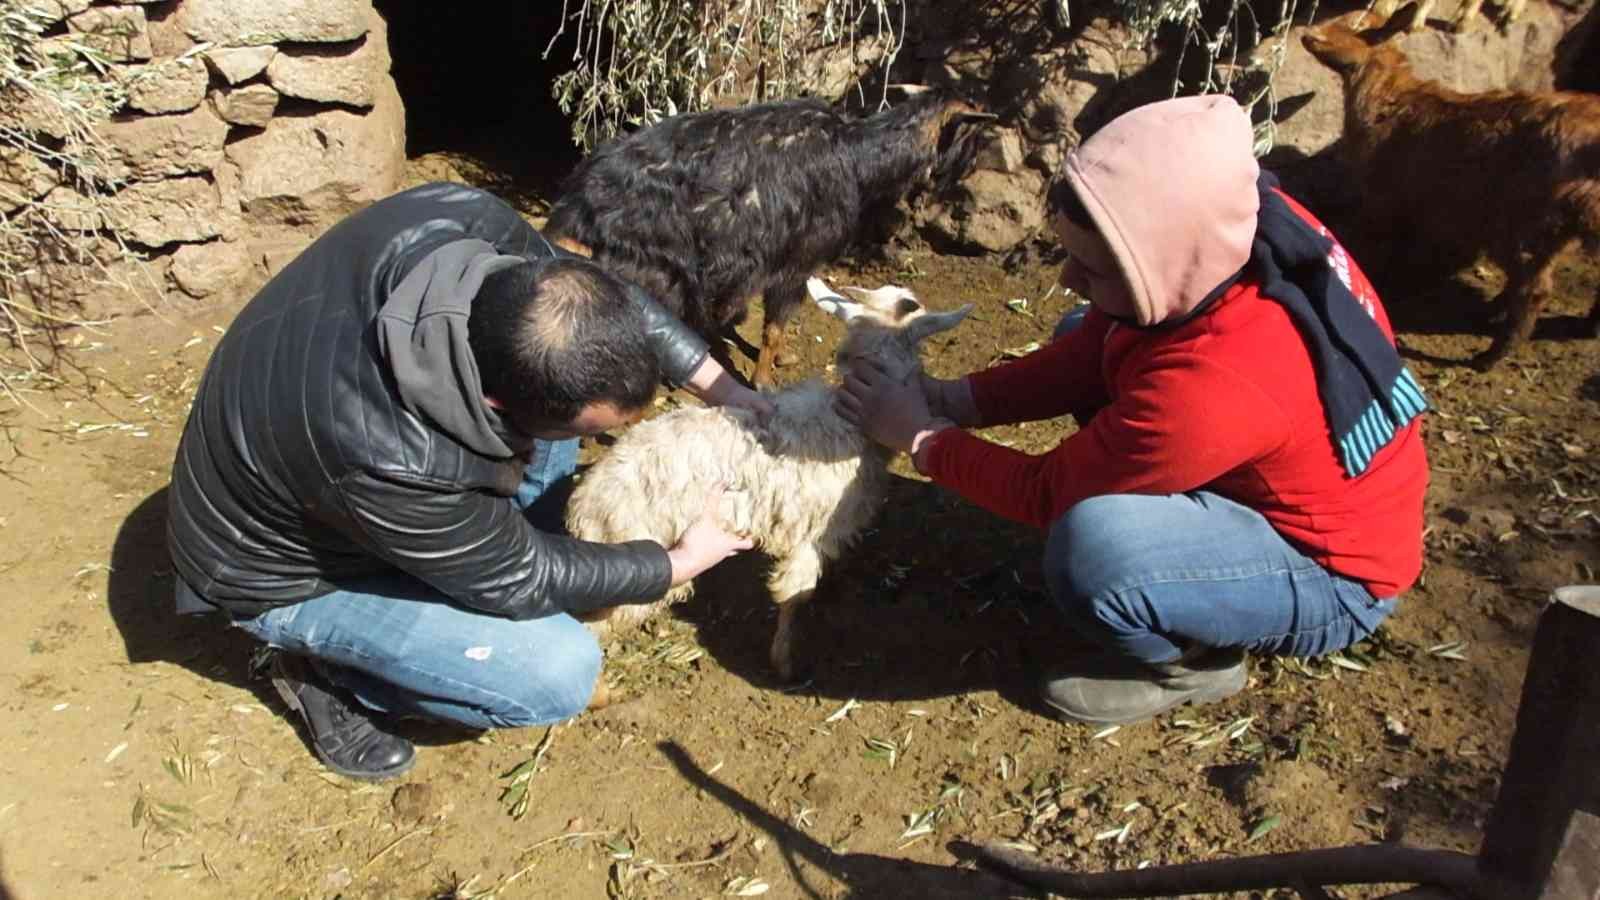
[[1045, 492, 1396, 664], [1054, 302, 1092, 340], [236, 439, 601, 730], [1042, 306, 1395, 664]]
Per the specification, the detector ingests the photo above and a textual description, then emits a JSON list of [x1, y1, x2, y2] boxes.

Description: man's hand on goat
[[838, 358, 957, 456], [666, 483, 755, 588], [685, 357, 776, 422]]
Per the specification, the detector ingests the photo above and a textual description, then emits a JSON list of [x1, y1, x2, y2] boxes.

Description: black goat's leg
[[707, 336, 755, 390], [752, 321, 787, 389], [753, 282, 806, 388], [706, 293, 762, 388]]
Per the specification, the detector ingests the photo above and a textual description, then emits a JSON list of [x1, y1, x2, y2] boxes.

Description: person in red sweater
[[838, 95, 1429, 725]]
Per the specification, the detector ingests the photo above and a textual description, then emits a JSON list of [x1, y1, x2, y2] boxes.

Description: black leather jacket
[[167, 183, 709, 620]]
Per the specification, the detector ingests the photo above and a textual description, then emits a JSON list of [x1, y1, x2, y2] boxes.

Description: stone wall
[[6, 0, 405, 318]]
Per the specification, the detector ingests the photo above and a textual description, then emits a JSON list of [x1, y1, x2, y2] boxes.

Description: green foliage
[[1, 2, 137, 387], [546, 0, 908, 150]]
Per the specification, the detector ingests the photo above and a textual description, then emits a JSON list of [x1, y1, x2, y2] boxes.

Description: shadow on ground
[[104, 487, 485, 754], [657, 740, 1037, 900], [653, 472, 1095, 715], [106, 486, 261, 694]]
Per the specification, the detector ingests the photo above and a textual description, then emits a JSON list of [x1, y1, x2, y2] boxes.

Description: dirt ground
[[1, 153, 1596, 900]]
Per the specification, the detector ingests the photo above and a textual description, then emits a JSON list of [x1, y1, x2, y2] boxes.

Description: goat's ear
[[840, 284, 917, 313], [1369, 2, 1422, 40], [807, 276, 866, 322], [1301, 29, 1365, 71], [816, 297, 866, 322], [903, 304, 973, 343]]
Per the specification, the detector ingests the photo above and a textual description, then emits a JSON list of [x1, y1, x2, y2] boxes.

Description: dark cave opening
[[372, 2, 583, 201], [1555, 3, 1599, 94]]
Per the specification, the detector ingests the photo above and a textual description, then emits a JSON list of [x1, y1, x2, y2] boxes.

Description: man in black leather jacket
[[167, 183, 767, 780]]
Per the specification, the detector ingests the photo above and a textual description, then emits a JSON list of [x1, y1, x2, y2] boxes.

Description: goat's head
[[932, 93, 998, 194], [1302, 2, 1421, 79], [878, 87, 997, 194], [806, 277, 972, 381]]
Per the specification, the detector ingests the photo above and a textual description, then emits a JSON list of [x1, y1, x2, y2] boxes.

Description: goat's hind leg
[[1472, 249, 1561, 371], [768, 544, 824, 682]]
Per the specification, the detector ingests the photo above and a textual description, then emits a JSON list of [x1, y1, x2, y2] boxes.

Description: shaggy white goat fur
[[566, 277, 971, 679]]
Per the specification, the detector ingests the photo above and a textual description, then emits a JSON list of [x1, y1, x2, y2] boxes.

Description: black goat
[[544, 89, 993, 386]]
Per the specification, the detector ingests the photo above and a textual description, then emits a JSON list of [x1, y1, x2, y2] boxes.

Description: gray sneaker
[[1040, 649, 1247, 726]]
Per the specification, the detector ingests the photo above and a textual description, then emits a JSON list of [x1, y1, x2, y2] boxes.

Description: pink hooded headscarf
[[1062, 95, 1261, 326]]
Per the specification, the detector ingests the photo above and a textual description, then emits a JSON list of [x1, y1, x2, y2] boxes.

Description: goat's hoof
[[1469, 351, 1503, 372], [770, 653, 811, 685]]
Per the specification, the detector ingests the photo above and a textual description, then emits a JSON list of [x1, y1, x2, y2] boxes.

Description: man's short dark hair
[[468, 257, 660, 428], [1045, 175, 1094, 228]]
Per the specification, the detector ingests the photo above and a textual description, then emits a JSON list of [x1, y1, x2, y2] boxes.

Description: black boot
[[270, 653, 416, 781], [1039, 648, 1247, 726]]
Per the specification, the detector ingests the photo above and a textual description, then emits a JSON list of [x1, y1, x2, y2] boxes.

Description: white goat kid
[[566, 277, 971, 680]]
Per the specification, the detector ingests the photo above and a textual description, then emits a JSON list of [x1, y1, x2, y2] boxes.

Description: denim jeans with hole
[[234, 438, 602, 729], [1040, 306, 1396, 665]]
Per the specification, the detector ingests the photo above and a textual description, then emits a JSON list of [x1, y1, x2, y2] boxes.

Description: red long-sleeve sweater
[[920, 204, 1429, 599]]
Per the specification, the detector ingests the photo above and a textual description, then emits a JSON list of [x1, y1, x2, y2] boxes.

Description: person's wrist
[[665, 546, 693, 585], [908, 418, 956, 467], [684, 357, 726, 400]]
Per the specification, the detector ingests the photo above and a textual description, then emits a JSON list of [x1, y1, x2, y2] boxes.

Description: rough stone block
[[202, 46, 277, 85], [171, 239, 255, 298], [66, 6, 153, 63], [115, 175, 223, 246], [40, 184, 106, 233], [0, 147, 61, 215], [225, 75, 405, 226], [975, 129, 1026, 174], [210, 84, 279, 127], [144, 6, 194, 57], [118, 58, 208, 115], [30, 0, 91, 27], [97, 105, 229, 181], [918, 168, 1045, 253], [265, 9, 390, 107], [177, 0, 369, 46]]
